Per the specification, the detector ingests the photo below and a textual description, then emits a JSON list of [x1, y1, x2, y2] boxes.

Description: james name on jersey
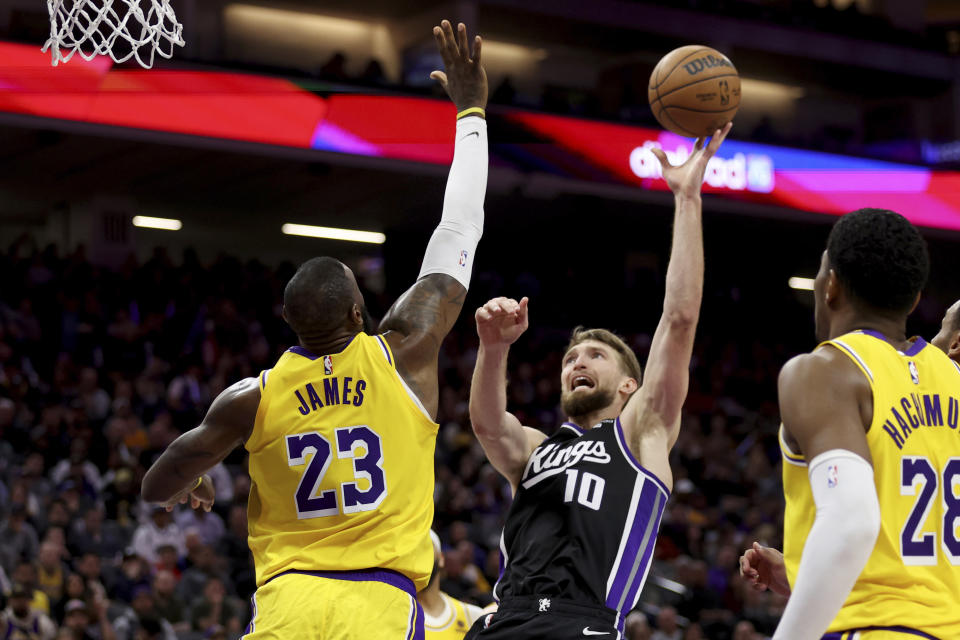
[[293, 377, 368, 415]]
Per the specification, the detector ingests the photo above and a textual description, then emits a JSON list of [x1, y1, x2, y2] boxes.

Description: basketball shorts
[[242, 569, 424, 639], [822, 627, 941, 640], [464, 596, 621, 640]]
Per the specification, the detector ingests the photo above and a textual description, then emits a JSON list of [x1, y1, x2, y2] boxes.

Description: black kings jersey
[[494, 419, 669, 628]]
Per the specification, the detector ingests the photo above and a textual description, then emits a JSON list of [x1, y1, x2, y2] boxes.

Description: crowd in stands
[[0, 236, 827, 640]]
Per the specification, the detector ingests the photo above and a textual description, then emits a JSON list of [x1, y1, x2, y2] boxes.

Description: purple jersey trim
[[561, 421, 585, 434], [375, 334, 393, 366], [286, 334, 359, 360], [858, 329, 928, 357], [614, 418, 671, 496], [264, 567, 417, 598], [821, 626, 940, 640]]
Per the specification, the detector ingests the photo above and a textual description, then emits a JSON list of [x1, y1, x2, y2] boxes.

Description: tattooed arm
[[141, 377, 259, 507], [380, 275, 466, 419]]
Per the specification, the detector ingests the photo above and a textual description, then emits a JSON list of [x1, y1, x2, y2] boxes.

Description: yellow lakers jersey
[[424, 592, 484, 639], [781, 330, 960, 637], [246, 333, 438, 590]]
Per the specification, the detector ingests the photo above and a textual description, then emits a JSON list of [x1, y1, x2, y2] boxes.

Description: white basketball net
[[43, 0, 185, 69]]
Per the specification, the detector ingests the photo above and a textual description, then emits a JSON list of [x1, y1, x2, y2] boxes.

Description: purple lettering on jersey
[[882, 421, 905, 449], [353, 380, 366, 406], [295, 390, 310, 416], [892, 407, 912, 439], [324, 378, 340, 405], [923, 394, 943, 427], [306, 383, 324, 410]]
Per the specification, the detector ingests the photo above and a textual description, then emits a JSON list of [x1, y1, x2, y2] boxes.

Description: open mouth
[[571, 376, 595, 390]]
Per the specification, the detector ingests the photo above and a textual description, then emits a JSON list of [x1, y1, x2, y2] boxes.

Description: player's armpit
[[380, 273, 467, 417], [141, 377, 260, 504], [778, 347, 873, 462]]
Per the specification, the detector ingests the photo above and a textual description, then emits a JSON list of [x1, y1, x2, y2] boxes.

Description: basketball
[[648, 45, 740, 137]]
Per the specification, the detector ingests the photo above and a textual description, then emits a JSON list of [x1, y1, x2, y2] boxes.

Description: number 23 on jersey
[[286, 425, 388, 518]]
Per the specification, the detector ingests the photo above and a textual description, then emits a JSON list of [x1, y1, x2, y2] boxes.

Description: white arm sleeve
[[418, 116, 487, 289], [773, 449, 881, 640]]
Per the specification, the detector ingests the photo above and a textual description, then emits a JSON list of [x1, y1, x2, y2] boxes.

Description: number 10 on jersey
[[564, 469, 605, 510]]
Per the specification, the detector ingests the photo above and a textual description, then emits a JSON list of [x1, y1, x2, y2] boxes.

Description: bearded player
[[466, 123, 731, 639], [142, 20, 488, 639]]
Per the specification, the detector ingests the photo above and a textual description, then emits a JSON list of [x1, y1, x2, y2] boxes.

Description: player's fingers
[[705, 122, 732, 157], [441, 20, 458, 58], [693, 136, 705, 152], [472, 35, 482, 65], [754, 541, 776, 560], [485, 299, 506, 314], [432, 25, 445, 52], [429, 70, 448, 88], [649, 147, 671, 169], [457, 23, 470, 61], [475, 307, 492, 323]]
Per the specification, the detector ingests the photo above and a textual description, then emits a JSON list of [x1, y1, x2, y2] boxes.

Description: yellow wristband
[[192, 477, 203, 491], [456, 107, 485, 120]]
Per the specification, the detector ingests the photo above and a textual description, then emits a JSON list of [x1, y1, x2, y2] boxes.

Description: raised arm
[[468, 297, 546, 489], [141, 377, 260, 508], [772, 348, 879, 640], [621, 123, 731, 455], [380, 20, 488, 418]]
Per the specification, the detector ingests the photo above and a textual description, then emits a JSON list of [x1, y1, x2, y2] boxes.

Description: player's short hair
[[283, 257, 354, 338], [952, 301, 960, 332], [565, 327, 643, 384], [826, 208, 929, 314]]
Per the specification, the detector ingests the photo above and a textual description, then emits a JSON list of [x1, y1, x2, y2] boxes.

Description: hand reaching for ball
[[651, 121, 732, 200]]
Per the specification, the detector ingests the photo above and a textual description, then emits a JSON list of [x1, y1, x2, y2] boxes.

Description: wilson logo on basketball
[[682, 55, 733, 76]]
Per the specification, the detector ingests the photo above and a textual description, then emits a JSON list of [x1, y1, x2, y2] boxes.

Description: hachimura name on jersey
[[781, 330, 960, 638], [245, 333, 439, 590]]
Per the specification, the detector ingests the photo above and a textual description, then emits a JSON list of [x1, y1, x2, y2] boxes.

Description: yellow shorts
[[243, 569, 424, 639], [824, 627, 940, 640]]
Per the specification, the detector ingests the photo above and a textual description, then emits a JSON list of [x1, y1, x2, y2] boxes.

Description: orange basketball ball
[[648, 45, 740, 137]]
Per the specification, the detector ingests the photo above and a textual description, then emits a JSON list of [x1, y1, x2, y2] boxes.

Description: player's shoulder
[[219, 376, 261, 405], [780, 345, 861, 386], [206, 377, 261, 438]]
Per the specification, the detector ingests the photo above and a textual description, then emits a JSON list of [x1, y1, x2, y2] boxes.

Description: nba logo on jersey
[[827, 464, 839, 488], [908, 361, 919, 384], [323, 355, 333, 375], [459, 249, 468, 267]]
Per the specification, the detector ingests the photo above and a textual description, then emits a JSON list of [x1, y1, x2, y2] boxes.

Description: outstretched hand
[[652, 121, 732, 200], [476, 297, 529, 348], [430, 20, 488, 112], [739, 541, 791, 597]]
